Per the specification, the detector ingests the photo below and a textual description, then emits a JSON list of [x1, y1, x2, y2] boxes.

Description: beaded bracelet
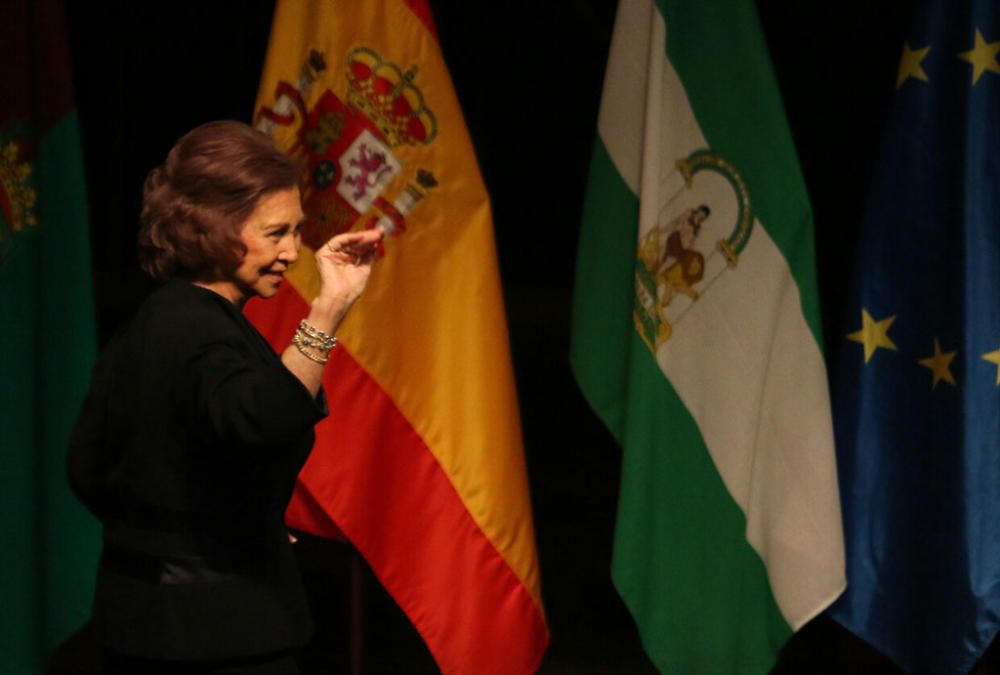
[[292, 331, 330, 364], [297, 319, 338, 351], [291, 319, 338, 364]]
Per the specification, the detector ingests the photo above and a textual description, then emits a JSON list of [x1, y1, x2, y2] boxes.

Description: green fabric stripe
[[570, 140, 791, 673], [0, 219, 43, 674], [570, 140, 639, 440], [613, 332, 790, 674], [655, 0, 825, 350], [0, 111, 99, 672], [36, 111, 100, 650]]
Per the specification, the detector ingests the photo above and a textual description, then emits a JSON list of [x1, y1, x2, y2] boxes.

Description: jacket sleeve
[[67, 340, 117, 519], [176, 326, 327, 448]]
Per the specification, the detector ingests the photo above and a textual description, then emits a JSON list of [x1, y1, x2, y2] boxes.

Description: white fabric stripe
[[596, 0, 845, 629], [638, 13, 666, 238], [596, 0, 651, 195]]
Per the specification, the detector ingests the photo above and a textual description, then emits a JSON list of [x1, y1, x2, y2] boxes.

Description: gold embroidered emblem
[[634, 149, 753, 352]]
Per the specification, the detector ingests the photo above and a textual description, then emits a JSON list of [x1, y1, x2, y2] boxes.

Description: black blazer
[[69, 279, 326, 661]]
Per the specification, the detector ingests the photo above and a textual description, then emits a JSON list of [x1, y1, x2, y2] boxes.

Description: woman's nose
[[279, 236, 299, 264]]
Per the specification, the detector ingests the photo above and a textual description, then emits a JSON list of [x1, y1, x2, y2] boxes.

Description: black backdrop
[[56, 1, 955, 672]]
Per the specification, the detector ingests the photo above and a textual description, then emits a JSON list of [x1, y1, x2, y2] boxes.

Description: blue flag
[[829, 1, 1000, 672]]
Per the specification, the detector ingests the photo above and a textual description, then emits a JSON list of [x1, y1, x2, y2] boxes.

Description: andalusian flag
[[571, 0, 844, 672], [247, 1, 548, 672], [0, 0, 100, 672]]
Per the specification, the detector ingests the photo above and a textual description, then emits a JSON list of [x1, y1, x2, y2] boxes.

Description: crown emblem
[[346, 47, 437, 147], [0, 141, 38, 233]]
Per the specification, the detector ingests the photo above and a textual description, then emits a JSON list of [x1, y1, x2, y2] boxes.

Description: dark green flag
[[0, 1, 100, 672]]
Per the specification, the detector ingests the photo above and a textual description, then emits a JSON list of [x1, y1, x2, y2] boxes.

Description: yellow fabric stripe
[[258, 0, 543, 615]]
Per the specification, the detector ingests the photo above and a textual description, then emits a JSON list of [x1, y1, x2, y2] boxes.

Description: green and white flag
[[0, 1, 99, 671], [570, 0, 845, 672]]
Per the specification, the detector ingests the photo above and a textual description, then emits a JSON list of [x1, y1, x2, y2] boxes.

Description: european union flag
[[829, 1, 1000, 672]]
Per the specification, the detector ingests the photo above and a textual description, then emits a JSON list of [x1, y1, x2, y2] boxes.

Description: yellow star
[[982, 347, 1000, 385], [897, 42, 931, 88], [847, 309, 899, 363], [958, 29, 1000, 85], [918, 338, 957, 389]]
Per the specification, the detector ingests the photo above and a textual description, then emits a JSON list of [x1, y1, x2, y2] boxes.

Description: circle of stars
[[896, 27, 1000, 88], [847, 308, 1000, 389]]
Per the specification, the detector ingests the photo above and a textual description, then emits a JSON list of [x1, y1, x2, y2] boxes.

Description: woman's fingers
[[325, 228, 384, 252], [321, 229, 383, 267]]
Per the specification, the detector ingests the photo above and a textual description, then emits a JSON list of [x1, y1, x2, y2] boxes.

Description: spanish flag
[[247, 2, 548, 673]]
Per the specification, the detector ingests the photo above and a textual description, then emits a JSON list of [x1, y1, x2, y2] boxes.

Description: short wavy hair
[[138, 121, 302, 281]]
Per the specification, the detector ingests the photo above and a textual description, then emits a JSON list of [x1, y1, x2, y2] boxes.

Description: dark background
[[52, 0, 975, 672]]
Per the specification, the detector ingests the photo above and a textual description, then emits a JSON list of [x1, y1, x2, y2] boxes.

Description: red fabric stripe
[[0, 0, 75, 130], [402, 0, 438, 40], [245, 285, 549, 674], [285, 473, 344, 540]]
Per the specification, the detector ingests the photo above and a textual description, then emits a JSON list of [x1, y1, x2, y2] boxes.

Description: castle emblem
[[0, 139, 38, 263], [256, 46, 438, 254], [634, 149, 753, 351]]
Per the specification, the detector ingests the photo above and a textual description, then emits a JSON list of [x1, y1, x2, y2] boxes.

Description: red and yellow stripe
[[248, 2, 548, 672]]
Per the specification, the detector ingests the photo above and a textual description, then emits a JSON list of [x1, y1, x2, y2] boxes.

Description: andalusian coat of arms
[[0, 136, 37, 263], [634, 149, 754, 351]]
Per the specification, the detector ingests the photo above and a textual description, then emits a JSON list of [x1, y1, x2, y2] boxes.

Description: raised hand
[[314, 228, 384, 308]]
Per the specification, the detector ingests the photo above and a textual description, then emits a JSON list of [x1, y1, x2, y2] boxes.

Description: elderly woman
[[68, 121, 382, 674]]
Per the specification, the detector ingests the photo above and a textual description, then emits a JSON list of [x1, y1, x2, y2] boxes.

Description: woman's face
[[230, 186, 304, 302]]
